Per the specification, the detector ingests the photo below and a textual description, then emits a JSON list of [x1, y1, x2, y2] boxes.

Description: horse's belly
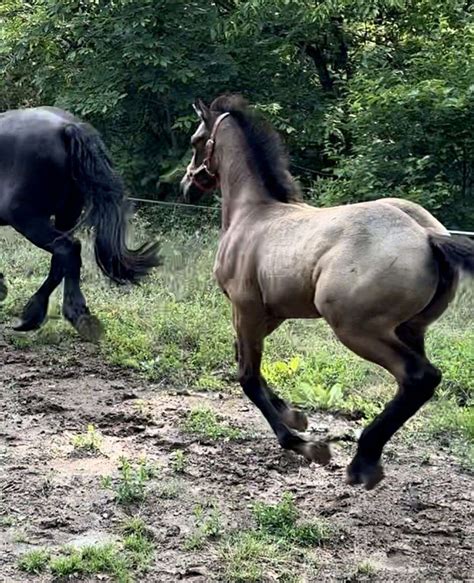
[[261, 276, 320, 318]]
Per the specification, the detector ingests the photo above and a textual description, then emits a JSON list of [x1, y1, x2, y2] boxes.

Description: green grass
[[49, 544, 130, 581], [0, 515, 15, 528], [184, 502, 224, 551], [18, 518, 155, 581], [70, 424, 103, 453], [50, 544, 125, 577], [18, 549, 50, 574], [157, 478, 183, 499], [219, 531, 298, 583], [0, 218, 472, 465], [219, 493, 327, 582], [252, 493, 332, 547], [183, 406, 243, 440], [354, 559, 377, 578], [170, 449, 187, 473], [102, 457, 157, 506]]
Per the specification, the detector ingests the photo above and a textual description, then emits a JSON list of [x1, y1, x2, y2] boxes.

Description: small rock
[[388, 542, 414, 555], [121, 392, 138, 400], [181, 566, 211, 580], [166, 525, 180, 537], [176, 389, 191, 396]]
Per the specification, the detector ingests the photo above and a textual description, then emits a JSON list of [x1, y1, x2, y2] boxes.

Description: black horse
[[0, 106, 160, 341]]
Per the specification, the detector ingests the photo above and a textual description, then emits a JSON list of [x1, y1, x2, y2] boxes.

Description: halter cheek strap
[[189, 112, 230, 191]]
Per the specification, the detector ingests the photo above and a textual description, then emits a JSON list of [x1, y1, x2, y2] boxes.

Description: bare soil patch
[[1, 337, 472, 582]]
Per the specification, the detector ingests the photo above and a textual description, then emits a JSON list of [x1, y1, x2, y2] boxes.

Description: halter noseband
[[189, 112, 230, 192]]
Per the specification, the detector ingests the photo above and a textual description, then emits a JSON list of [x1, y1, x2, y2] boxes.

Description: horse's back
[[222, 198, 443, 323]]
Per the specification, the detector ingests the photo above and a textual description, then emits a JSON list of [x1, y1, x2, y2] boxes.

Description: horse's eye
[[191, 136, 205, 148]]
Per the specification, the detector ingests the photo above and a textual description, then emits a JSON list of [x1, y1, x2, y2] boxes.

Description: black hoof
[[282, 408, 309, 432], [13, 296, 47, 331], [74, 314, 104, 343], [0, 275, 7, 302], [346, 455, 384, 490]]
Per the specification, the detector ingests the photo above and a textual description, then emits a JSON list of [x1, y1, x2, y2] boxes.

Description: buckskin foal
[[180, 95, 474, 489]]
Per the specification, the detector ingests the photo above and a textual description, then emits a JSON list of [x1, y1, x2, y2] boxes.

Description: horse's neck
[[219, 141, 269, 231]]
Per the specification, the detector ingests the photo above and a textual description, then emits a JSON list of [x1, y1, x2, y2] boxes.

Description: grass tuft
[[219, 531, 298, 583], [102, 457, 156, 506], [183, 407, 243, 440], [219, 493, 330, 581], [184, 502, 223, 551], [252, 492, 332, 546], [18, 549, 50, 574], [19, 521, 155, 581], [170, 449, 187, 473], [70, 424, 103, 453]]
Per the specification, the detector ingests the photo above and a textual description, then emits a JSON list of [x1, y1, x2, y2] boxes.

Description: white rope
[[129, 197, 219, 211], [129, 197, 473, 236]]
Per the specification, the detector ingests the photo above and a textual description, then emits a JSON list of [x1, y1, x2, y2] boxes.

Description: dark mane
[[210, 95, 301, 203]]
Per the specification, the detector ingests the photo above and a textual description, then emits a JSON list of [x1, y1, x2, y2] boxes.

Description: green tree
[[0, 0, 472, 224]]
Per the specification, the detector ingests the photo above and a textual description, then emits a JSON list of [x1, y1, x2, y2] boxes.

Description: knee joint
[[406, 363, 441, 400], [238, 370, 259, 393]]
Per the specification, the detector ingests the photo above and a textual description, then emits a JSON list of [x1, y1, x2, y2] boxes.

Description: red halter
[[189, 112, 230, 192]]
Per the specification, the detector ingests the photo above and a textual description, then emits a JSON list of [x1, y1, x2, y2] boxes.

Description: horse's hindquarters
[[314, 235, 439, 334]]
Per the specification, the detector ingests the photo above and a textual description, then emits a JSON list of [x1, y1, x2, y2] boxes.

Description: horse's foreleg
[[334, 326, 441, 489], [11, 218, 67, 330], [232, 311, 308, 431], [14, 253, 63, 331], [11, 218, 102, 341], [263, 380, 309, 432], [234, 308, 330, 465]]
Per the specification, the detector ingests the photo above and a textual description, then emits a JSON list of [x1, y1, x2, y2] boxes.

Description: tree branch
[[298, 42, 335, 93]]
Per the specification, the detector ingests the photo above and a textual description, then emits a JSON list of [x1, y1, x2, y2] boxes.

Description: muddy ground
[[0, 336, 473, 582]]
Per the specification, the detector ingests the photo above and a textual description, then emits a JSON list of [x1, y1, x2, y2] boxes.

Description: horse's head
[[180, 99, 229, 203]]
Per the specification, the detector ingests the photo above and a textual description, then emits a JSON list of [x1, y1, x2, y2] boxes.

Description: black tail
[[430, 234, 474, 277], [64, 123, 161, 284]]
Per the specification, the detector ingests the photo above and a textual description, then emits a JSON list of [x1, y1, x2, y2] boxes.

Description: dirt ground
[[0, 336, 473, 583]]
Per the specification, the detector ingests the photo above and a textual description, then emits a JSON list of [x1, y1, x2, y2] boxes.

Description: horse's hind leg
[[54, 210, 103, 342], [234, 307, 330, 464], [61, 238, 103, 342], [334, 324, 441, 489]]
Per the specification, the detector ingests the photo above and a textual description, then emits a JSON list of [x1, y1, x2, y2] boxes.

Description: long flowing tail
[[430, 234, 474, 277], [63, 123, 161, 283]]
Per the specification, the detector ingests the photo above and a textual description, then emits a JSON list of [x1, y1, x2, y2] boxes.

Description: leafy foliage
[[1, 0, 472, 222]]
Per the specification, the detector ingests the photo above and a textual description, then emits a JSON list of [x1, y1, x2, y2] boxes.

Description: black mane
[[210, 95, 301, 203]]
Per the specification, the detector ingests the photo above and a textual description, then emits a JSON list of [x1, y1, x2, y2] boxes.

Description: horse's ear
[[193, 98, 211, 124]]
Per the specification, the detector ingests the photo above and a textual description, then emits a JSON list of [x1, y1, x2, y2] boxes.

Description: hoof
[[75, 314, 104, 343], [298, 440, 331, 465], [0, 276, 7, 302], [346, 456, 385, 490], [13, 297, 47, 331], [13, 319, 40, 332], [282, 408, 309, 432]]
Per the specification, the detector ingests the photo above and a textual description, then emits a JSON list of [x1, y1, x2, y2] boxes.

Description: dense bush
[[0, 0, 472, 223]]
